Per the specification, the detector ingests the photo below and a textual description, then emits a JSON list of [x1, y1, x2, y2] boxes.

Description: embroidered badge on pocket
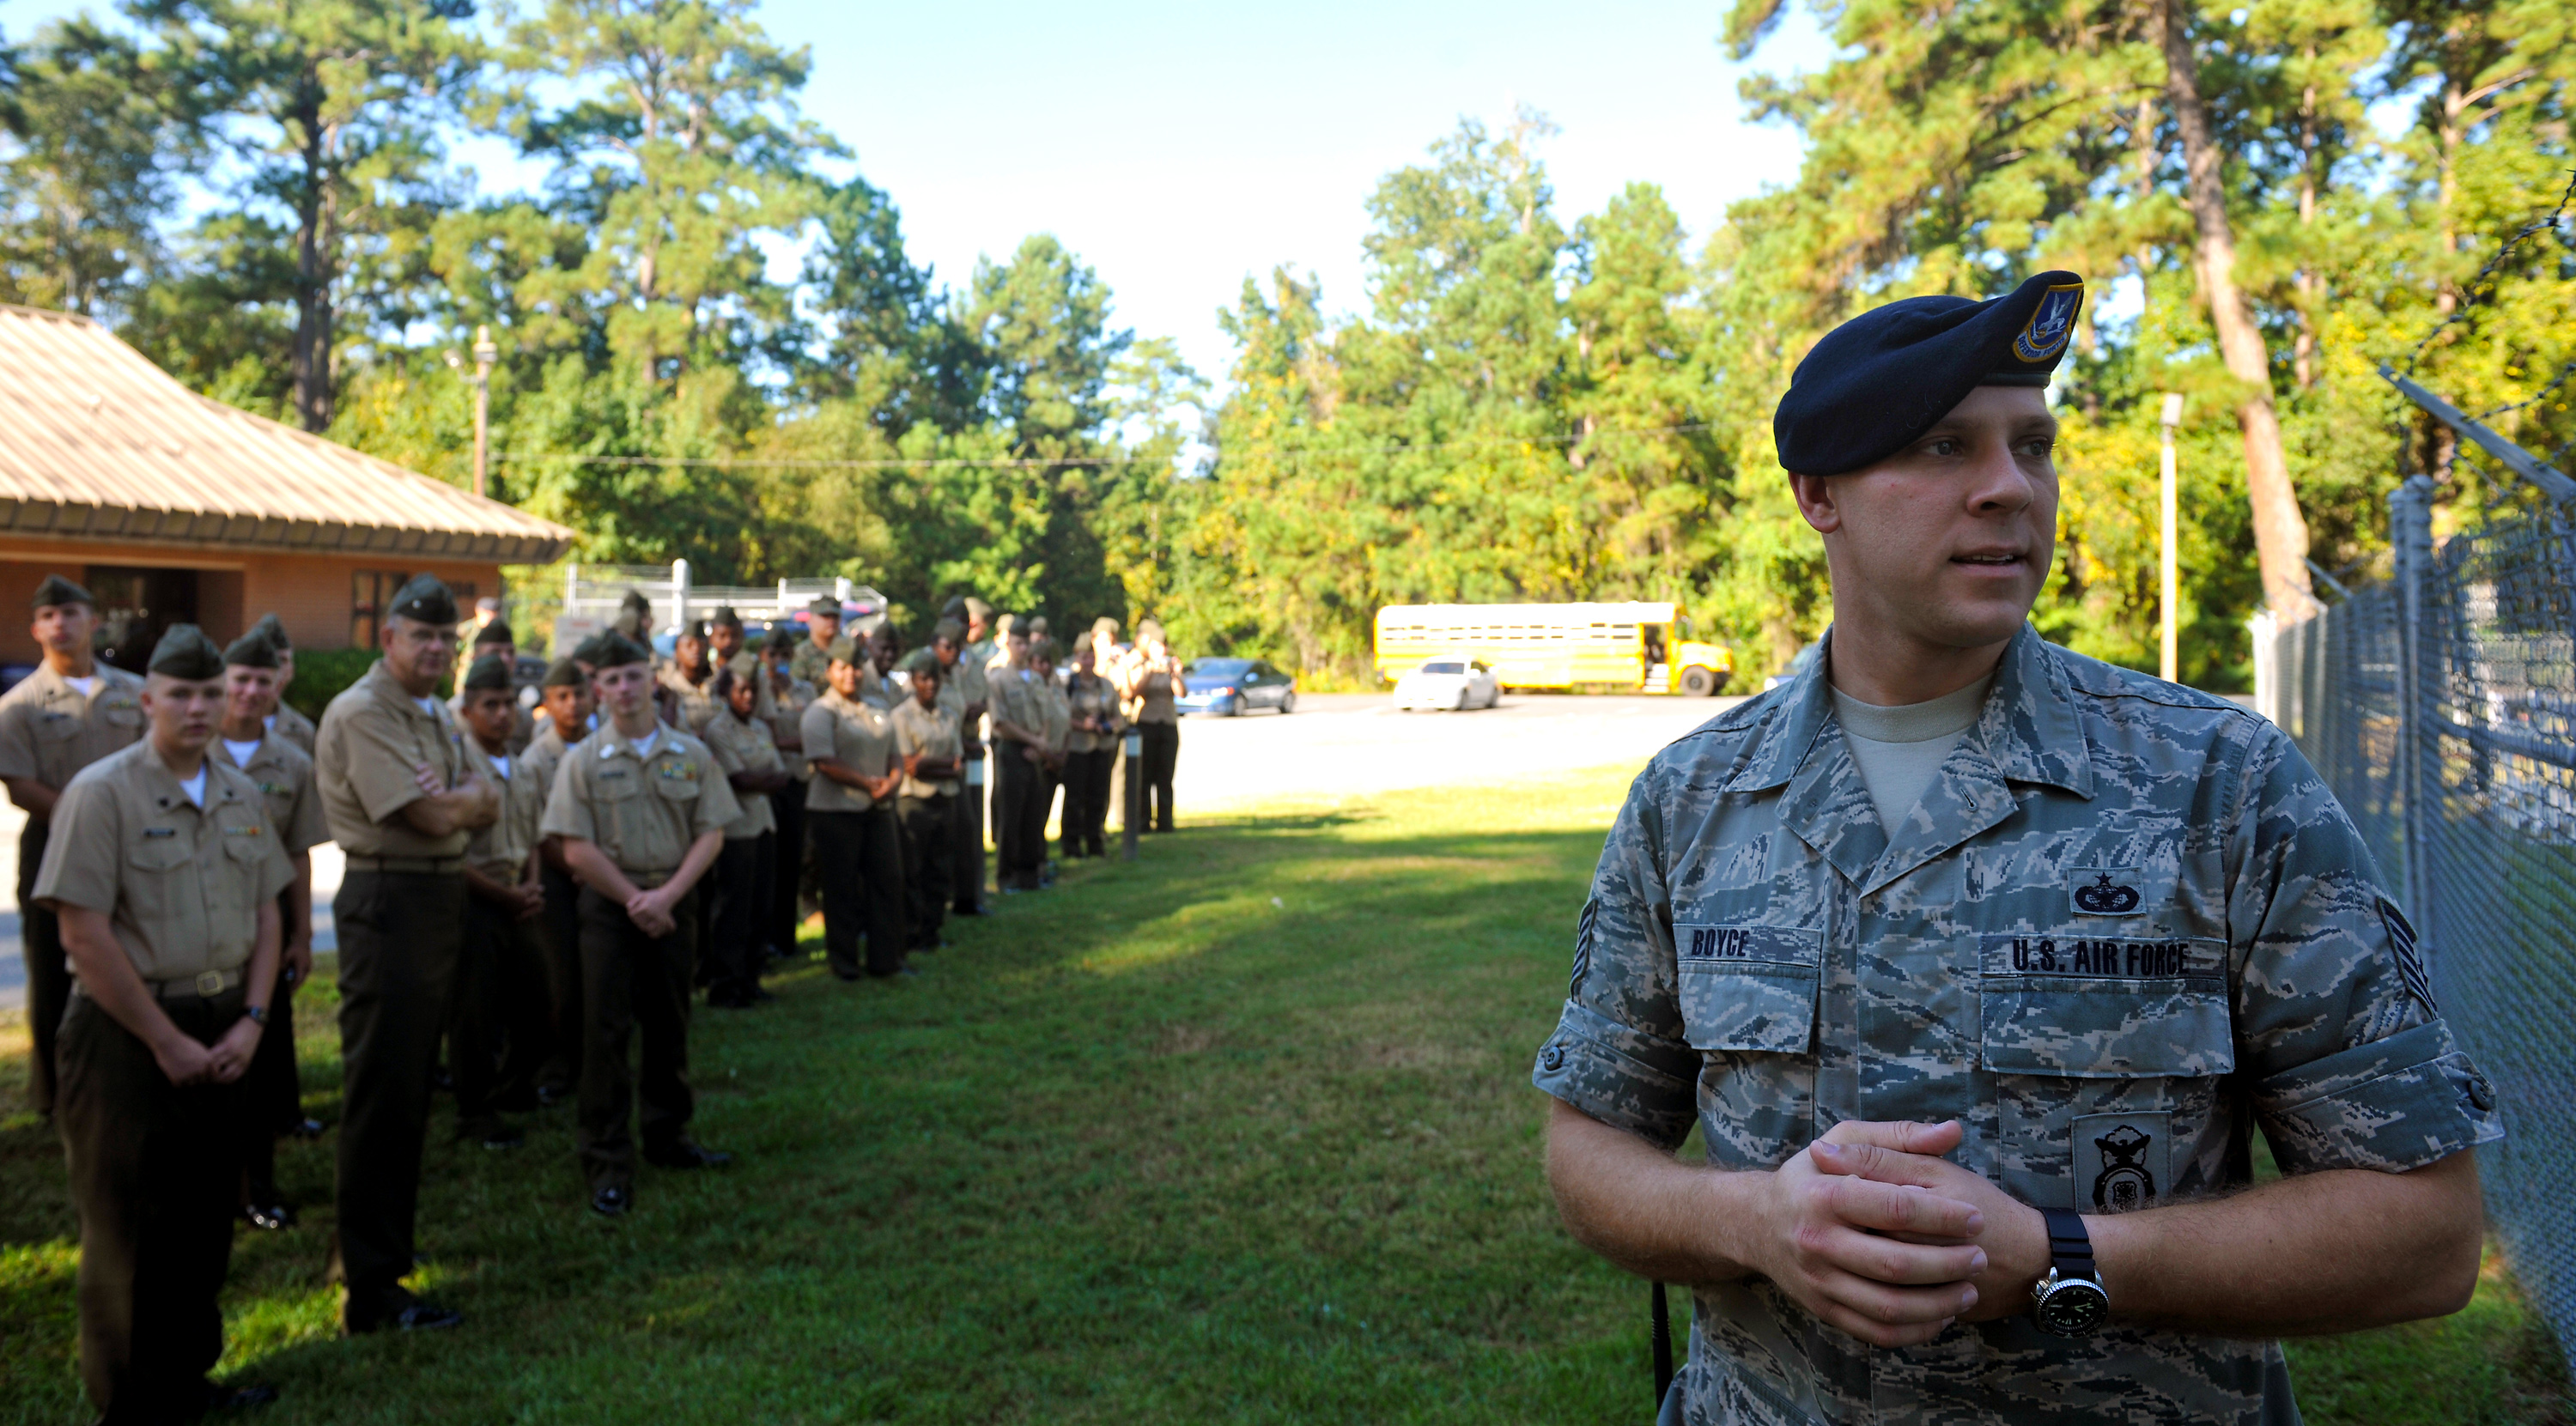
[[2069, 868, 2144, 915], [2072, 1111, 2171, 1211]]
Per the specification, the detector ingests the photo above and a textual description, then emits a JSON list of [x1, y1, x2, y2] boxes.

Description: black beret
[[32, 573, 93, 609], [462, 652, 514, 692], [807, 596, 842, 618], [472, 619, 515, 647], [251, 612, 291, 650], [709, 605, 742, 629], [542, 656, 586, 689], [591, 634, 649, 670], [222, 631, 280, 668], [148, 623, 224, 679], [387, 574, 458, 626], [1774, 270, 2084, 476], [762, 626, 796, 653], [620, 590, 653, 615]]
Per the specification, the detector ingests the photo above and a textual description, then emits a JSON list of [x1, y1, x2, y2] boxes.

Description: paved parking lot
[[0, 692, 1735, 1011]]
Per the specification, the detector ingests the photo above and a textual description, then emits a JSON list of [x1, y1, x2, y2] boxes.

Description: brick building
[[0, 304, 573, 670]]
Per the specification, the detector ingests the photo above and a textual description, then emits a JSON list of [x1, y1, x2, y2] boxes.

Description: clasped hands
[[154, 1015, 262, 1088], [1745, 1119, 2051, 1348]]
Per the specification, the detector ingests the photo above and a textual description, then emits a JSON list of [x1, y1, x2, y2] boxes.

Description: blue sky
[[3, 0, 1833, 384]]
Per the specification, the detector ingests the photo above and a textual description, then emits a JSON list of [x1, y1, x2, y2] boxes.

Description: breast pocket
[[1980, 932, 2234, 1211], [1674, 924, 1823, 1053], [124, 830, 193, 922]]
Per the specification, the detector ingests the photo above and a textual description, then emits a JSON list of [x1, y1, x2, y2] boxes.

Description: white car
[[1394, 657, 1500, 712]]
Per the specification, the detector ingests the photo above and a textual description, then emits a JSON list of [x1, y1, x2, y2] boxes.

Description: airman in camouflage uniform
[[1534, 271, 2502, 1426]]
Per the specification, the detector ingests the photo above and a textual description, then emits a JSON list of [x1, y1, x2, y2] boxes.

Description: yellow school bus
[[1372, 602, 1735, 695]]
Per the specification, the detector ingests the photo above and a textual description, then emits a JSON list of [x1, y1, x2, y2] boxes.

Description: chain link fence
[[2253, 388, 2576, 1374]]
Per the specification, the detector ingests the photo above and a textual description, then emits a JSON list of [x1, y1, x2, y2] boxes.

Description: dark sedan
[[1176, 657, 1297, 717]]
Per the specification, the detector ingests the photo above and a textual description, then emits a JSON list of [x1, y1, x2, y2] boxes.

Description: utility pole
[[2159, 393, 2184, 683], [446, 325, 500, 499]]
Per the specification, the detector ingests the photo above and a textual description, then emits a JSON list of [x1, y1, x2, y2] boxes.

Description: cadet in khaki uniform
[[701, 663, 787, 1007], [1117, 619, 1185, 833], [214, 630, 328, 1233], [939, 610, 990, 916], [524, 658, 593, 1106], [36, 624, 293, 1421], [1537, 274, 2503, 1426], [801, 637, 908, 980], [1031, 640, 1072, 886], [313, 574, 496, 1334], [986, 623, 1048, 894], [246, 615, 318, 755], [789, 596, 843, 688], [453, 654, 548, 1149], [540, 634, 740, 1217], [659, 621, 720, 732], [0, 574, 148, 1120], [760, 628, 817, 963], [890, 653, 961, 950]]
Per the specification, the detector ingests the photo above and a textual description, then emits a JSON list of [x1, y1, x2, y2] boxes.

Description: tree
[[130, 0, 476, 432], [0, 18, 196, 317]]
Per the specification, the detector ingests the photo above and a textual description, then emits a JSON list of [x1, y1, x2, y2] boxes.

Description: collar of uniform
[[360, 660, 449, 725], [137, 747, 242, 812], [594, 723, 671, 761], [28, 660, 128, 701]]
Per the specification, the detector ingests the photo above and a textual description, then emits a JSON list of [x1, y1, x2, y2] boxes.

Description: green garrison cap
[[570, 633, 611, 666], [32, 574, 93, 610], [963, 597, 993, 622], [993, 613, 1019, 640], [933, 617, 965, 644], [620, 590, 653, 615], [807, 596, 841, 618], [542, 656, 586, 689], [709, 605, 742, 630], [222, 631, 280, 669], [472, 619, 515, 648], [250, 612, 291, 650], [387, 574, 458, 626], [148, 623, 225, 680], [591, 634, 649, 671], [827, 634, 860, 666], [939, 596, 968, 620], [762, 625, 797, 653], [462, 652, 514, 692], [902, 648, 940, 677], [1137, 617, 1165, 640]]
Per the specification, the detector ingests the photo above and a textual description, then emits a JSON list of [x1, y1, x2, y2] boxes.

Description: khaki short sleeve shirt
[[891, 699, 961, 798], [521, 719, 583, 810], [462, 741, 544, 882], [1036, 681, 1072, 755], [267, 701, 318, 756], [701, 711, 781, 840], [216, 734, 329, 855], [33, 743, 294, 983], [539, 724, 739, 883], [314, 663, 477, 859], [1534, 628, 2505, 1426], [1066, 673, 1117, 754], [658, 663, 722, 734], [0, 663, 149, 807], [799, 689, 894, 814], [766, 675, 817, 781], [956, 643, 993, 707]]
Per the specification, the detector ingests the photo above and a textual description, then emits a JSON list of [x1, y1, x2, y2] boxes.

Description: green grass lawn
[[0, 765, 2566, 1423]]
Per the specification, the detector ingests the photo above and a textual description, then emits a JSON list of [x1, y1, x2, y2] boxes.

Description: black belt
[[343, 855, 465, 874]]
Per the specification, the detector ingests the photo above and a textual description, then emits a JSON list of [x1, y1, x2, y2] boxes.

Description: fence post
[[671, 558, 691, 638], [2390, 475, 2439, 952]]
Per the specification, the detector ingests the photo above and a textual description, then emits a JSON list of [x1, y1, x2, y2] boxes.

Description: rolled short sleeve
[[690, 747, 742, 837], [703, 720, 750, 775], [799, 702, 837, 764], [0, 693, 39, 783], [30, 770, 121, 913], [336, 705, 434, 825], [541, 752, 598, 843], [1533, 763, 1701, 1149], [284, 775, 329, 854], [2226, 725, 2503, 1174]]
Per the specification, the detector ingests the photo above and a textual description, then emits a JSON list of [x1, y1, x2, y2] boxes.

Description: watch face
[[2036, 1279, 2111, 1338]]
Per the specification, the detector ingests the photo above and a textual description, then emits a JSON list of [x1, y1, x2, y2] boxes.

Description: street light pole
[[2159, 392, 2184, 683], [471, 325, 497, 501]]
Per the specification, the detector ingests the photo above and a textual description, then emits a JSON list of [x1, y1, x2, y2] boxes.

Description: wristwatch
[[2030, 1206, 2110, 1338], [245, 1004, 270, 1027]]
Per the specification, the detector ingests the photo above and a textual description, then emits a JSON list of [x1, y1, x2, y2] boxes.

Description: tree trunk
[[289, 74, 333, 434], [2292, 68, 2319, 391], [2157, 0, 2318, 622]]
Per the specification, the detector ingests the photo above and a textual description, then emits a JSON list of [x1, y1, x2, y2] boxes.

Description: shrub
[[283, 647, 382, 722]]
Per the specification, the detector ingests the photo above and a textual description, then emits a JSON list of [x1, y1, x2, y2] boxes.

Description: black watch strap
[[2041, 1206, 2096, 1281]]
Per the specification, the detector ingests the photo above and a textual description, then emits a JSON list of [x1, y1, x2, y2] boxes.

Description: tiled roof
[[0, 304, 573, 563]]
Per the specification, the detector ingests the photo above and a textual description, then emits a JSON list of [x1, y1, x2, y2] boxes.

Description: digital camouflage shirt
[[1534, 626, 2502, 1426]]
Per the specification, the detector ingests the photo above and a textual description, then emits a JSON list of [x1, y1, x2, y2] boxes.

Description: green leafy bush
[[283, 646, 381, 722]]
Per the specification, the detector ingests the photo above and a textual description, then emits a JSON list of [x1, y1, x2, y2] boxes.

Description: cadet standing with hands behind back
[[313, 575, 495, 1335], [0, 575, 147, 1123], [36, 624, 292, 1421]]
